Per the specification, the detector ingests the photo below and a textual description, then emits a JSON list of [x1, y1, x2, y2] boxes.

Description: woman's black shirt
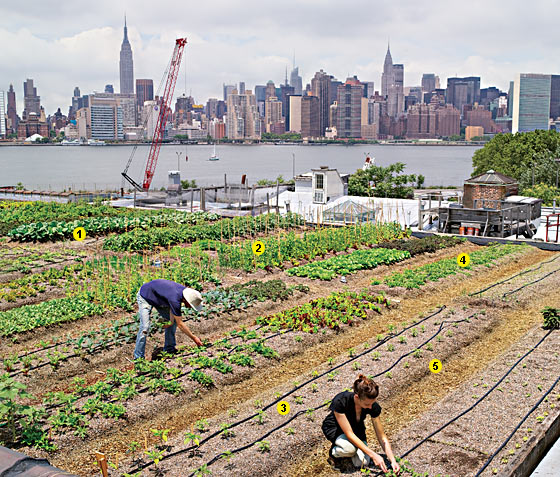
[[321, 391, 382, 443]]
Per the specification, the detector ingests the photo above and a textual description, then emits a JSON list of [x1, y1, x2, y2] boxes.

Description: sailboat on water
[[209, 143, 219, 161]]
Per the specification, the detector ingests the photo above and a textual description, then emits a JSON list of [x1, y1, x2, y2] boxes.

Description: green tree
[[181, 179, 197, 189], [348, 162, 418, 198], [521, 183, 560, 206], [472, 130, 560, 185]]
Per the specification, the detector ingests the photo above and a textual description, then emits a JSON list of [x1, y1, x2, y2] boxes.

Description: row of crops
[[2, 280, 310, 375], [0, 200, 203, 236], [0, 232, 521, 338], [0, 289, 392, 451]]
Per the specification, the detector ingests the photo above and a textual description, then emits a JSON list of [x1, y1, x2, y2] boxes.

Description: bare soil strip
[[289, 255, 560, 477]]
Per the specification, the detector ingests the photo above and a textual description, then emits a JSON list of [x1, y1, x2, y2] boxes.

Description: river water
[[0, 144, 481, 191]]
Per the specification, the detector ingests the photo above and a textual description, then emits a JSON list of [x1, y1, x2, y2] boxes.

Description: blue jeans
[[134, 291, 177, 359]]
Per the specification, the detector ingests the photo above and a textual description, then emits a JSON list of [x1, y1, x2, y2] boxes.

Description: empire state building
[[119, 17, 134, 94]]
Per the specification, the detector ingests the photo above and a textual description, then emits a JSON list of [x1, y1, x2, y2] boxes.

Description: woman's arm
[[334, 412, 388, 472], [372, 416, 400, 473]]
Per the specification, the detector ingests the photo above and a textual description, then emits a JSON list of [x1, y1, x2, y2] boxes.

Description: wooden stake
[[95, 452, 108, 477]]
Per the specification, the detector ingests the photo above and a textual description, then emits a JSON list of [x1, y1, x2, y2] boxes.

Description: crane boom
[[141, 37, 187, 190]]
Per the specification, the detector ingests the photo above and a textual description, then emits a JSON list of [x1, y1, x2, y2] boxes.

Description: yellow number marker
[[457, 253, 470, 268], [277, 401, 290, 415], [430, 359, 442, 374], [252, 240, 265, 256], [73, 227, 86, 241]]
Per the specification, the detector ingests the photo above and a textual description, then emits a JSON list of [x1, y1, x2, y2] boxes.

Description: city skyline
[[3, 0, 560, 115]]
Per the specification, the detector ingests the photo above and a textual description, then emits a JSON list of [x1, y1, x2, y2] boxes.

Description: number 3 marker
[[277, 401, 290, 415], [429, 359, 442, 374], [457, 253, 470, 267], [73, 227, 86, 241], [252, 241, 265, 256]]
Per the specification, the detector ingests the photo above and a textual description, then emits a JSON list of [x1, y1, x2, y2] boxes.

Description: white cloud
[[2, 0, 560, 114]]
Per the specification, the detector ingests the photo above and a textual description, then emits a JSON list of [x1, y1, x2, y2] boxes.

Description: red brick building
[[17, 112, 48, 139]]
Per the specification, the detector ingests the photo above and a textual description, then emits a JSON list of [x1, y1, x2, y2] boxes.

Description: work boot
[[327, 455, 343, 471]]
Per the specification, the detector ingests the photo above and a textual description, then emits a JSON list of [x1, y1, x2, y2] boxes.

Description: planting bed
[[1, 203, 559, 477]]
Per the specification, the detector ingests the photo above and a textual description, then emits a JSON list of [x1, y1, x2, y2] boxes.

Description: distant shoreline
[[0, 141, 484, 147]]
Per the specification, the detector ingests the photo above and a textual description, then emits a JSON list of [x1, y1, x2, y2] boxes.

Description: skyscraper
[[363, 82, 375, 99], [223, 84, 235, 102], [23, 79, 41, 119], [7, 84, 17, 133], [421, 74, 437, 96], [290, 66, 303, 95], [0, 91, 6, 138], [381, 44, 393, 98], [301, 95, 320, 138], [336, 76, 364, 138], [382, 45, 404, 118], [119, 17, 134, 95], [549, 75, 560, 120], [311, 70, 333, 136], [226, 89, 260, 139], [136, 79, 154, 110], [446, 77, 480, 115], [512, 73, 551, 133]]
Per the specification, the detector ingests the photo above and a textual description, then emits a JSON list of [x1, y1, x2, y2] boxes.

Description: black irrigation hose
[[43, 327, 278, 412], [126, 306, 448, 473], [13, 319, 137, 360], [469, 254, 560, 296], [179, 315, 470, 477], [502, 267, 560, 298], [187, 402, 328, 477], [475, 372, 560, 476], [400, 329, 554, 461]]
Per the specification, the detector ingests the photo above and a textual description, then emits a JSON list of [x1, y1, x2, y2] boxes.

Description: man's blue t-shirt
[[140, 279, 186, 317]]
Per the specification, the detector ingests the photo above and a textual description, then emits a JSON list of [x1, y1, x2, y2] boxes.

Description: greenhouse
[[322, 198, 376, 224]]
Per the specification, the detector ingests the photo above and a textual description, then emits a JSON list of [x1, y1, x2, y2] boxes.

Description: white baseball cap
[[183, 288, 204, 312]]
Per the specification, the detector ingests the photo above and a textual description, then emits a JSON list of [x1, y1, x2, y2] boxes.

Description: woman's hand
[[368, 452, 388, 473], [391, 459, 400, 473]]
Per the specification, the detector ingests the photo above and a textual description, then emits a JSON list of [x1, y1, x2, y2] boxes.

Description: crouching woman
[[321, 374, 400, 473]]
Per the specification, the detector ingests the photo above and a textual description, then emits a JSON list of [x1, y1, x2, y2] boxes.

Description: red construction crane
[[121, 37, 187, 191]]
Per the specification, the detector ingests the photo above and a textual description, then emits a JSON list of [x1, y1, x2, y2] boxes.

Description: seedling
[[184, 431, 201, 447], [257, 440, 271, 452], [195, 419, 209, 432]]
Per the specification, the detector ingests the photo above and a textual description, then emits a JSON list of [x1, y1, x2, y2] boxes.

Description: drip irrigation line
[[469, 255, 560, 296], [10, 310, 267, 376], [475, 372, 560, 476], [175, 314, 469, 476], [13, 319, 137, 360], [502, 267, 560, 298], [186, 402, 327, 477], [42, 328, 277, 412], [125, 306, 448, 473], [400, 329, 553, 460]]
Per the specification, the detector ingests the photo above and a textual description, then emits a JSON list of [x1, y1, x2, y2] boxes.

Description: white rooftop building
[[277, 166, 439, 228]]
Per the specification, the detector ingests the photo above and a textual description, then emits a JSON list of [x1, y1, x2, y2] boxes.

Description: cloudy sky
[[2, 0, 558, 115]]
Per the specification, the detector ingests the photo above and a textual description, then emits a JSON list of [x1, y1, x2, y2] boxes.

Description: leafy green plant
[[257, 440, 271, 452], [542, 307, 560, 329]]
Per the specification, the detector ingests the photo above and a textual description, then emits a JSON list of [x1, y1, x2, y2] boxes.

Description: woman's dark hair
[[353, 374, 379, 400]]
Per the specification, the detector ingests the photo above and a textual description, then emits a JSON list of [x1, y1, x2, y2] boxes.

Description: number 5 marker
[[429, 359, 442, 374]]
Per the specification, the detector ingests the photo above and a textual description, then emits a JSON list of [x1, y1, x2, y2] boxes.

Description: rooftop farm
[[0, 199, 559, 477]]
